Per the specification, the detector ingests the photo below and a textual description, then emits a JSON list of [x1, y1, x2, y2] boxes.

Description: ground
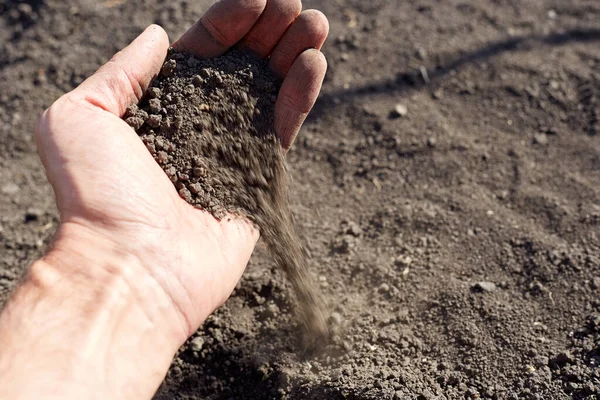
[[1, 0, 599, 399]]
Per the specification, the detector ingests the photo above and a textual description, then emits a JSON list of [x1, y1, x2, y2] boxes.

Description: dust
[[124, 48, 329, 340]]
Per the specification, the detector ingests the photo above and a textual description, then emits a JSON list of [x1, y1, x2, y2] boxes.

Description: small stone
[[432, 88, 443, 99], [416, 47, 428, 60], [340, 53, 349, 62], [426, 137, 437, 147], [161, 59, 177, 76], [147, 114, 162, 128], [472, 281, 497, 293], [390, 104, 408, 118], [190, 336, 204, 352], [198, 104, 210, 112], [2, 182, 20, 195], [591, 277, 600, 289], [548, 9, 557, 19], [533, 133, 548, 145], [346, 221, 362, 236], [149, 98, 161, 113], [379, 283, 390, 293], [199, 68, 211, 78], [192, 75, 203, 87], [395, 255, 412, 267]]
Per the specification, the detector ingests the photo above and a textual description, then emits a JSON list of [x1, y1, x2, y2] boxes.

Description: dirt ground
[[1, 0, 599, 399]]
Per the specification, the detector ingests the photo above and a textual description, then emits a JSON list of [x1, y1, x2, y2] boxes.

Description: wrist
[[41, 221, 191, 345], [0, 222, 189, 399]]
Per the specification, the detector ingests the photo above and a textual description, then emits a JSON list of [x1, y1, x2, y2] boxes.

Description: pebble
[[533, 133, 548, 145], [390, 104, 408, 118], [190, 336, 205, 352], [473, 281, 497, 292], [346, 221, 362, 236], [395, 255, 412, 267], [161, 59, 177, 76], [379, 283, 390, 293], [199, 67, 211, 78], [192, 75, 203, 87], [1, 182, 19, 195]]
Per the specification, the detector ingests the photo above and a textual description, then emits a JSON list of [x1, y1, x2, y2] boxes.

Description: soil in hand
[[124, 48, 329, 340]]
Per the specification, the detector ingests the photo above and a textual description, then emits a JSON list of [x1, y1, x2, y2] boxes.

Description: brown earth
[[1, 0, 599, 399]]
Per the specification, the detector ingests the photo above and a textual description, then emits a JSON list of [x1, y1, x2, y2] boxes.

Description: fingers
[[173, 0, 266, 58], [239, 0, 302, 58], [269, 10, 329, 77], [70, 25, 169, 117], [275, 49, 327, 149]]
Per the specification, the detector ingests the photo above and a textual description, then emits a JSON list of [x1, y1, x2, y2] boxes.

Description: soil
[[126, 48, 328, 339], [1, 0, 600, 399]]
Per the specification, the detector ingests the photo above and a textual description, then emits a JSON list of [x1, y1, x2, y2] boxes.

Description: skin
[[0, 0, 328, 399]]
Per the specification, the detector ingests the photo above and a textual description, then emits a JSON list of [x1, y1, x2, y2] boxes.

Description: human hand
[[36, 0, 328, 336], [2, 1, 329, 398]]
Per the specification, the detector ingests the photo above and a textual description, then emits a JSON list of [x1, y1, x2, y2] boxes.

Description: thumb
[[71, 25, 170, 117]]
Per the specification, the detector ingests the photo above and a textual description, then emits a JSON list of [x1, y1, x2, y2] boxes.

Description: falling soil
[[124, 48, 329, 339]]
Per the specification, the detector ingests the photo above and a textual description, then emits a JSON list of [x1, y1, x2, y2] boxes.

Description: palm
[[35, 0, 328, 329]]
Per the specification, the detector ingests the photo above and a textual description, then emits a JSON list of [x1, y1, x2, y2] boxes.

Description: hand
[[36, 0, 328, 335], [0, 1, 328, 399]]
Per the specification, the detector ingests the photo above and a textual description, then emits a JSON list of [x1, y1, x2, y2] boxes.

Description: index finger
[[173, 0, 267, 58]]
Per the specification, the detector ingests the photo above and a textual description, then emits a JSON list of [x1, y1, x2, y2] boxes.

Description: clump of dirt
[[124, 48, 329, 340]]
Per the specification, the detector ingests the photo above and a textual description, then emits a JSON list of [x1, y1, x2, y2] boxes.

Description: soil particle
[[128, 48, 328, 340], [390, 103, 408, 118], [1, 182, 20, 195], [472, 281, 497, 293]]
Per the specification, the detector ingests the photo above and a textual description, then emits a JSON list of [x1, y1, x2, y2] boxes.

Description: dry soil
[[1, 1, 599, 399]]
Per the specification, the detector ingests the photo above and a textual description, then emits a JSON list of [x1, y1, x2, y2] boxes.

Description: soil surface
[[127, 48, 327, 339], [1, 0, 600, 399]]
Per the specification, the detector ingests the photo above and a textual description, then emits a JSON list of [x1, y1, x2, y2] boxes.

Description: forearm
[[0, 225, 188, 400]]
